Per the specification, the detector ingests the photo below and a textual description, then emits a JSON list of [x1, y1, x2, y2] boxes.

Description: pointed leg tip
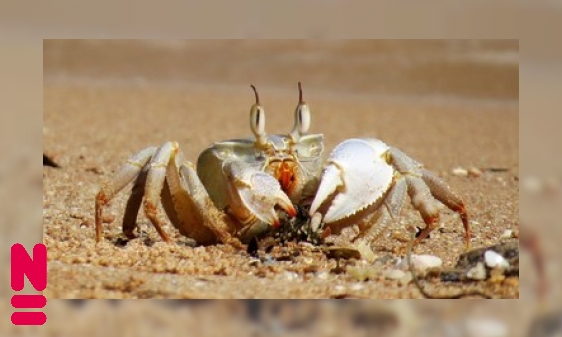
[[321, 226, 332, 239], [287, 206, 297, 218]]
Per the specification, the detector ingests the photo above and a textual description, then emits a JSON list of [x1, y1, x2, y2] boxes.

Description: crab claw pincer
[[223, 160, 296, 228], [309, 138, 394, 224]]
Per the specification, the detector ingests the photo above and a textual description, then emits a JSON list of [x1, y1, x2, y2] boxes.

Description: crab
[[95, 83, 471, 252]]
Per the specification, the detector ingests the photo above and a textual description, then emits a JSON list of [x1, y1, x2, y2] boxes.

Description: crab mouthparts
[[274, 160, 297, 196]]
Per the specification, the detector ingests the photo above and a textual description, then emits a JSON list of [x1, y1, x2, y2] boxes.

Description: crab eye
[[249, 84, 268, 148], [290, 82, 312, 142], [296, 104, 311, 134], [250, 106, 265, 135]]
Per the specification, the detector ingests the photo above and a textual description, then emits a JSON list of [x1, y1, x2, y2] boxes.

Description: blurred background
[[2, 0, 562, 336]]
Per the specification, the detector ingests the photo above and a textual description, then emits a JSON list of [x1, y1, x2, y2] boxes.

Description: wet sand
[[43, 40, 519, 298]]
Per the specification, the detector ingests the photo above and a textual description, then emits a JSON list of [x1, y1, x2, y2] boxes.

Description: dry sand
[[43, 40, 519, 299]]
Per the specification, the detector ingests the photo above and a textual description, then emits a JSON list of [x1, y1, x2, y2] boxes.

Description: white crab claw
[[309, 165, 343, 216], [309, 138, 394, 223], [223, 160, 296, 227], [238, 172, 296, 227]]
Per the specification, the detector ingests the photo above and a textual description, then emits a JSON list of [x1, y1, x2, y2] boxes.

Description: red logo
[[11, 243, 47, 325]]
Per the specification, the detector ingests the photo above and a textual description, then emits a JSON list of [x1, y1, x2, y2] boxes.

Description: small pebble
[[102, 214, 115, 224], [466, 262, 487, 280], [500, 229, 513, 240], [85, 166, 104, 174], [334, 285, 346, 293], [350, 283, 365, 291], [347, 266, 370, 282], [439, 225, 454, 233], [316, 271, 330, 280], [484, 250, 510, 269], [452, 167, 468, 177], [512, 229, 519, 239], [248, 258, 260, 267], [355, 240, 377, 264], [397, 254, 443, 272], [398, 271, 413, 286], [347, 266, 379, 282], [468, 166, 482, 177], [69, 212, 85, 220], [384, 269, 406, 280], [79, 220, 91, 229], [283, 271, 299, 281]]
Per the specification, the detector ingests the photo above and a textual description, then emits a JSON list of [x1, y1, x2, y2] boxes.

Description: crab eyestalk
[[249, 84, 269, 149], [289, 82, 311, 143]]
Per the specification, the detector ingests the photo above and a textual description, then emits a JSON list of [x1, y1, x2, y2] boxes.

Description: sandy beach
[[43, 40, 519, 299]]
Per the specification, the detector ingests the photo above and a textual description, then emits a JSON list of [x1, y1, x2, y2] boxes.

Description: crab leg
[[164, 159, 213, 243], [167, 158, 243, 248], [138, 141, 236, 245], [389, 146, 471, 250], [420, 168, 470, 249], [121, 167, 148, 239], [96, 140, 245, 247], [95, 146, 156, 242], [141, 142, 180, 243], [403, 174, 443, 247]]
